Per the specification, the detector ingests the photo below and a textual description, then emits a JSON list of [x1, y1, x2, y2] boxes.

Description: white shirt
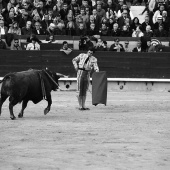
[[26, 42, 40, 50], [0, 27, 5, 35]]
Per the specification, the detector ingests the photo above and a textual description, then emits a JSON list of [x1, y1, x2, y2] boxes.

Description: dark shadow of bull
[[0, 68, 61, 120]]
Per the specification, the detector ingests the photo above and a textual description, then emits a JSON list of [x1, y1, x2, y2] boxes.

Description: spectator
[[65, 21, 76, 36], [53, 0, 63, 13], [10, 38, 22, 50], [21, 2, 33, 16], [26, 37, 40, 50], [108, 17, 116, 31], [18, 11, 31, 28], [96, 3, 106, 19], [141, 15, 154, 32], [132, 25, 144, 37], [152, 4, 166, 24], [21, 20, 32, 35], [69, 0, 79, 11], [162, 10, 170, 32], [91, 8, 101, 29], [79, 35, 94, 51], [76, 22, 87, 36], [145, 40, 157, 52], [60, 3, 69, 21], [7, 1, 17, 12], [55, 22, 66, 35], [46, 23, 57, 35], [106, 8, 117, 20], [105, 0, 118, 13], [53, 14, 65, 27], [77, 7, 89, 25], [60, 41, 72, 55], [75, 15, 86, 29], [110, 23, 121, 37], [87, 23, 99, 36], [99, 23, 110, 36], [47, 8, 55, 22], [132, 40, 144, 52], [0, 20, 8, 35], [118, 9, 131, 29], [0, 34, 7, 49], [95, 38, 107, 51], [72, 4, 80, 18], [117, 4, 134, 20], [44, 0, 55, 12], [141, 25, 153, 51], [130, 17, 141, 32], [124, 40, 131, 52], [120, 25, 131, 37], [143, 25, 153, 37], [32, 13, 42, 26], [32, 21, 45, 35], [46, 34, 58, 43], [35, 1, 46, 19], [5, 11, 18, 29], [109, 38, 124, 52], [8, 21, 21, 35], [41, 13, 52, 30], [154, 24, 168, 37], [67, 9, 75, 21]]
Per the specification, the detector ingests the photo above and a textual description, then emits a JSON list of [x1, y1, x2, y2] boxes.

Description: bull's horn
[[56, 73, 68, 78]]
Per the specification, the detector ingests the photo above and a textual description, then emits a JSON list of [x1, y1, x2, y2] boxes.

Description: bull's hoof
[[44, 108, 50, 115], [18, 114, 23, 118], [10, 116, 16, 120]]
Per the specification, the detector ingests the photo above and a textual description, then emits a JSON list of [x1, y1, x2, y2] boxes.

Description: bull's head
[[44, 68, 60, 91]]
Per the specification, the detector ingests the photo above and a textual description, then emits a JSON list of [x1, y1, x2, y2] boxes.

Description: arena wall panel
[[1, 50, 170, 78]]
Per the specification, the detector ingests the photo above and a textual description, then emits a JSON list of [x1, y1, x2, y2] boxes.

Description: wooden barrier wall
[[1, 50, 170, 78]]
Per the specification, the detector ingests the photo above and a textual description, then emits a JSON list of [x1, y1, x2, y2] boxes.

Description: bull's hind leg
[[9, 96, 18, 120], [0, 94, 8, 116], [18, 100, 28, 118], [44, 94, 52, 115]]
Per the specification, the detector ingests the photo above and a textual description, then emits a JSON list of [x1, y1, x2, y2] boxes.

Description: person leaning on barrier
[[132, 40, 145, 52], [79, 35, 94, 51], [109, 38, 125, 52], [72, 47, 99, 110], [124, 40, 131, 52], [10, 38, 22, 50], [60, 41, 72, 55], [95, 38, 107, 51], [26, 37, 40, 50]]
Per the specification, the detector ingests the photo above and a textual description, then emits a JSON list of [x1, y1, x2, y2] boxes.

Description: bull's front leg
[[18, 100, 28, 118], [44, 94, 52, 115], [9, 97, 18, 120]]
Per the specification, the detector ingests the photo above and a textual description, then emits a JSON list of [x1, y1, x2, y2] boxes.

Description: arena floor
[[0, 91, 170, 170]]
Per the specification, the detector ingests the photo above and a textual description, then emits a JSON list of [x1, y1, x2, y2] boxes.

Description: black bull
[[0, 68, 60, 120]]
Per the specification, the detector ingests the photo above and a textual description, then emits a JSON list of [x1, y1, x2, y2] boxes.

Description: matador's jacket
[[72, 53, 99, 96]]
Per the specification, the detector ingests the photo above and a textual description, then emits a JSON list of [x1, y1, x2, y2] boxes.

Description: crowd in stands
[[0, 0, 170, 52]]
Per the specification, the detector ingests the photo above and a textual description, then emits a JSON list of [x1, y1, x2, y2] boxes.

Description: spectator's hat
[[157, 15, 163, 20]]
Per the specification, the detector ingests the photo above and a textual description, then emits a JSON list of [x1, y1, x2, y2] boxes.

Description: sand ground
[[0, 91, 170, 170]]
